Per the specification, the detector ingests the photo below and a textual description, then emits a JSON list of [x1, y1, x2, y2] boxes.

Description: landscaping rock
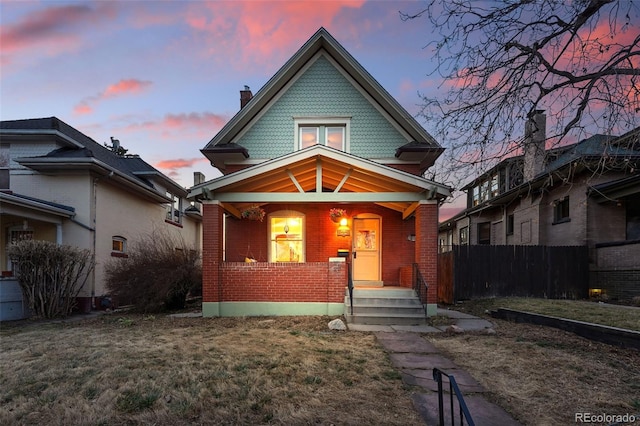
[[328, 318, 347, 331], [446, 324, 464, 334]]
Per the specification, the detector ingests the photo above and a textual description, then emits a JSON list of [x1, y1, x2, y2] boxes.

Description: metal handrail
[[432, 368, 475, 426], [412, 263, 428, 318]]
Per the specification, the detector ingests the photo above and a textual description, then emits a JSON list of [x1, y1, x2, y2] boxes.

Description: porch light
[[589, 288, 602, 298], [337, 218, 350, 237]]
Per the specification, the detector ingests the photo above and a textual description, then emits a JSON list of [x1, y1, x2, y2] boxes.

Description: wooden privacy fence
[[437, 245, 589, 304]]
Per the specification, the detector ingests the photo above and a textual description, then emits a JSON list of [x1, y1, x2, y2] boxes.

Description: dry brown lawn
[[430, 299, 640, 425], [1, 299, 639, 426], [0, 315, 423, 426]]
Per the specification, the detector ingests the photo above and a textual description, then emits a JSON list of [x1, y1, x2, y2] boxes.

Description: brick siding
[[220, 262, 345, 302]]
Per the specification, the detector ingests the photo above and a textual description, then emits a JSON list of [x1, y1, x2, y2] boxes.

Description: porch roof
[[0, 191, 75, 223], [188, 145, 451, 218]]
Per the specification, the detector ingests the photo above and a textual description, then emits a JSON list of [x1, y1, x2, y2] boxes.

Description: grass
[[0, 315, 423, 426], [1, 298, 638, 425], [448, 297, 640, 331], [429, 298, 640, 425]]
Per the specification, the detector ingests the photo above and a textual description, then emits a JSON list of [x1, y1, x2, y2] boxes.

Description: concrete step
[[345, 296, 423, 306], [344, 286, 426, 326], [346, 288, 417, 298], [348, 305, 425, 315]]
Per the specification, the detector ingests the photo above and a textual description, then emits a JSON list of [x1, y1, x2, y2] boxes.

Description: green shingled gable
[[238, 55, 408, 159]]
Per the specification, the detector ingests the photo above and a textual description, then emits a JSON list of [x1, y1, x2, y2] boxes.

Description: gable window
[[268, 211, 305, 262], [553, 197, 570, 224], [295, 117, 350, 152], [166, 192, 182, 224], [478, 222, 491, 245], [111, 236, 128, 257]]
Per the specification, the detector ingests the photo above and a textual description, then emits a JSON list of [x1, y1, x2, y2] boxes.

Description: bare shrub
[[7, 240, 95, 319], [105, 230, 201, 313]]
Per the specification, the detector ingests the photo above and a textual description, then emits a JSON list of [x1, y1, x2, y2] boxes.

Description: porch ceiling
[[190, 146, 450, 217]]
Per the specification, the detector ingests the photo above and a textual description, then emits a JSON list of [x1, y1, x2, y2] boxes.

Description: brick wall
[[202, 203, 223, 302], [220, 262, 346, 302], [415, 202, 438, 303], [591, 241, 640, 300], [224, 203, 415, 285]]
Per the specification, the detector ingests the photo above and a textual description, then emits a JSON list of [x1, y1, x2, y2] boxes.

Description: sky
[[1, 1, 445, 179]]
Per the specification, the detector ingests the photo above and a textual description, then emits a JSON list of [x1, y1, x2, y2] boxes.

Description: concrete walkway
[[350, 309, 521, 425]]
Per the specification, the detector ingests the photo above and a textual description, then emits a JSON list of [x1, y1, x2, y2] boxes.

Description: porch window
[[268, 211, 305, 262], [294, 117, 350, 151]]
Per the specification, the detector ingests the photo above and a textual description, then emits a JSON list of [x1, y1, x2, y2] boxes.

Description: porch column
[[415, 201, 438, 316], [202, 201, 224, 317], [56, 223, 63, 245]]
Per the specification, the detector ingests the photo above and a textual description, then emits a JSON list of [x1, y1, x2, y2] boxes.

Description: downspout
[[90, 176, 99, 309]]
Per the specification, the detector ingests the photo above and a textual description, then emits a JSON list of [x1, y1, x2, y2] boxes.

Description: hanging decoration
[[329, 208, 347, 223], [241, 205, 266, 222]]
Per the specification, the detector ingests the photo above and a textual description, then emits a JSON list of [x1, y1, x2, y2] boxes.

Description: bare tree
[[401, 0, 639, 186]]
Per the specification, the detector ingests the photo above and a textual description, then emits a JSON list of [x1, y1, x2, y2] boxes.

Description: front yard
[[1, 298, 638, 425]]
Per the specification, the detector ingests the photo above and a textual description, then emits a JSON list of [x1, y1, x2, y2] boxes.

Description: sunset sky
[[1, 1, 447, 188]]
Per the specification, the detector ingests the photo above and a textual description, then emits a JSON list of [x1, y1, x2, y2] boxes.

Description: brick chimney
[[240, 85, 253, 109], [193, 171, 205, 186], [523, 110, 546, 181]]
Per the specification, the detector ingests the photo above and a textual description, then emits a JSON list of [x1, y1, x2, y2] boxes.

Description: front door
[[352, 217, 381, 282]]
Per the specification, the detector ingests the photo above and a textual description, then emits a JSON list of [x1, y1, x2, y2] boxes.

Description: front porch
[[191, 146, 449, 318]]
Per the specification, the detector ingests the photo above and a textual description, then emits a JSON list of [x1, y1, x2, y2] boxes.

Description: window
[[490, 174, 499, 198], [111, 236, 127, 257], [459, 226, 468, 245], [627, 195, 640, 240], [506, 214, 514, 235], [295, 117, 350, 151], [166, 192, 182, 224], [478, 222, 491, 245], [553, 197, 570, 224], [299, 126, 345, 150], [269, 211, 305, 262]]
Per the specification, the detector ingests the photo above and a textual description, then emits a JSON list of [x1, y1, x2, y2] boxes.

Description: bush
[[104, 230, 201, 313], [8, 240, 95, 319]]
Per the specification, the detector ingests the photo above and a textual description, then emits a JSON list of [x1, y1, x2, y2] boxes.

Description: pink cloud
[[185, 1, 366, 68], [162, 112, 227, 129], [1, 3, 116, 57], [155, 157, 208, 171], [74, 78, 152, 115], [104, 79, 153, 97]]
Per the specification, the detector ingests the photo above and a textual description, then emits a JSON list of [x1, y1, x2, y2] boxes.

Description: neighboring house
[[187, 28, 450, 318], [439, 112, 640, 300], [0, 117, 202, 318]]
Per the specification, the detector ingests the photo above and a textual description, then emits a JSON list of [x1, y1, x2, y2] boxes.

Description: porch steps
[[344, 287, 426, 326]]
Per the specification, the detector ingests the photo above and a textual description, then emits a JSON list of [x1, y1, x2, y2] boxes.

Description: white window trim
[[293, 117, 351, 152], [166, 192, 182, 224], [112, 236, 127, 254], [268, 210, 306, 263]]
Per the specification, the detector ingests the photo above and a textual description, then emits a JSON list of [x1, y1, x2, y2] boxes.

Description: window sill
[[165, 219, 183, 228], [111, 252, 129, 258], [552, 218, 571, 225]]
